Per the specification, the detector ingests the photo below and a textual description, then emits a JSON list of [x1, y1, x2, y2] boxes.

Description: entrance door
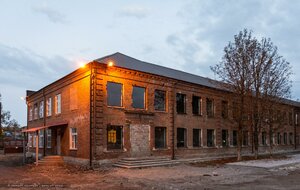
[[57, 129, 61, 155]]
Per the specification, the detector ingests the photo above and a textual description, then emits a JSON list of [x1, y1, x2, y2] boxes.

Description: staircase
[[113, 157, 180, 169], [37, 155, 64, 166]]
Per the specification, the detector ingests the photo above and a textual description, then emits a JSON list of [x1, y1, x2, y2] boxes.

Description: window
[[107, 125, 123, 150], [55, 94, 61, 114], [243, 131, 248, 146], [222, 129, 228, 147], [33, 134, 36, 147], [28, 134, 33, 147], [207, 129, 215, 147], [34, 103, 38, 120], [29, 107, 33, 121], [39, 101, 44, 118], [277, 133, 281, 145], [155, 127, 166, 149], [296, 113, 299, 126], [177, 128, 186, 147], [206, 98, 214, 118], [192, 96, 202, 115], [232, 130, 237, 146], [232, 102, 239, 119], [46, 97, 52, 116], [176, 93, 186, 114], [107, 82, 122, 107], [39, 130, 44, 148], [283, 132, 287, 145], [132, 86, 145, 109], [47, 129, 51, 148], [221, 101, 228, 119], [289, 133, 293, 144], [289, 112, 293, 126], [262, 132, 267, 145], [154, 90, 166, 111], [193, 129, 201, 147], [70, 128, 77, 149]]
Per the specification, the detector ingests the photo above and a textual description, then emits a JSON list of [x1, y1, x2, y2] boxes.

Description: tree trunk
[[237, 127, 243, 161], [254, 127, 259, 159]]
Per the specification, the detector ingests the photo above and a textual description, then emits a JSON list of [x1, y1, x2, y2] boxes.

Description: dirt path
[[1, 154, 300, 189]]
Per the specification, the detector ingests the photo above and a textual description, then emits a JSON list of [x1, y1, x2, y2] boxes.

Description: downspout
[[294, 110, 297, 150], [43, 89, 46, 156], [89, 62, 93, 167], [172, 82, 177, 160]]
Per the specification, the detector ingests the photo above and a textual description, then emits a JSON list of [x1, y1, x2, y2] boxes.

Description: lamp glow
[[108, 61, 114, 67]]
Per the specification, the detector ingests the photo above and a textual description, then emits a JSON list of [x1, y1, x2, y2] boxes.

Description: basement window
[[107, 125, 123, 150], [232, 130, 237, 146], [70, 128, 77, 150], [177, 128, 186, 148], [222, 129, 228, 147], [154, 90, 166, 111], [155, 127, 166, 149], [132, 86, 146, 109], [193, 129, 201, 147], [176, 93, 186, 114], [206, 98, 214, 118], [207, 129, 215, 147], [283, 132, 287, 145], [192, 96, 202, 115], [107, 82, 122, 107]]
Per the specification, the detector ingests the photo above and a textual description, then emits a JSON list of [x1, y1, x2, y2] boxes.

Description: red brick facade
[[26, 53, 300, 165]]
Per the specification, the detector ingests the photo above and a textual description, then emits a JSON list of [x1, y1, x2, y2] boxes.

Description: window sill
[[154, 110, 168, 114], [124, 109, 154, 116], [107, 106, 125, 110], [152, 147, 169, 151], [104, 148, 127, 153], [69, 148, 77, 151]]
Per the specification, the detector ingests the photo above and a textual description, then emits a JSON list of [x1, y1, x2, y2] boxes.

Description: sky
[[0, 0, 299, 126]]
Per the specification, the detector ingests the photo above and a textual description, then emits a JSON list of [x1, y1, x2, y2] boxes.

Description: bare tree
[[211, 29, 255, 161]]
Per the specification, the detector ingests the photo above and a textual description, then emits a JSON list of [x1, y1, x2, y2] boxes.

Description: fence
[[0, 139, 24, 154]]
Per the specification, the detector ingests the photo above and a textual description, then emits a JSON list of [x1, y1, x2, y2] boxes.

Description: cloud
[[118, 5, 149, 19], [167, 0, 300, 99], [32, 5, 67, 24], [0, 44, 73, 89]]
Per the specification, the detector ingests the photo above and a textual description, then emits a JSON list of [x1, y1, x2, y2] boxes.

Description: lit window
[[107, 125, 123, 150], [155, 127, 166, 149], [192, 96, 202, 115], [39, 101, 44, 118], [47, 129, 51, 148], [207, 129, 215, 147], [55, 94, 61, 114], [70, 128, 77, 149], [46, 97, 52, 116], [193, 129, 201, 147], [107, 82, 122, 107], [176, 93, 186, 114], [132, 86, 146, 109], [154, 90, 166, 111]]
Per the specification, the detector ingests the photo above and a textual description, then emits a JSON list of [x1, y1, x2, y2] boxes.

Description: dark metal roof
[[95, 52, 222, 90]]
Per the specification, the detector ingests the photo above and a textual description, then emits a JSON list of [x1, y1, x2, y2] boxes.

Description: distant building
[[24, 52, 300, 166]]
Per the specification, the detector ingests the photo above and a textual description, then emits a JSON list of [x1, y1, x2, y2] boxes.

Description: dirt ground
[[1, 154, 300, 190]]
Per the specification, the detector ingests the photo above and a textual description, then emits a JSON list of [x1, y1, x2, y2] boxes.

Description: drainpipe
[[172, 82, 177, 160], [89, 62, 93, 168], [43, 89, 46, 156]]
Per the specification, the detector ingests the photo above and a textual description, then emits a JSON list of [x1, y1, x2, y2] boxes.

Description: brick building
[[24, 52, 300, 166]]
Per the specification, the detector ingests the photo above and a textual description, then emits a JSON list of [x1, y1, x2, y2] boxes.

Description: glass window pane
[[107, 82, 122, 107], [154, 90, 166, 111], [132, 86, 145, 109]]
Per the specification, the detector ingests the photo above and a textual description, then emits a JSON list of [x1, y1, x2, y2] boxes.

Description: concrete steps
[[36, 155, 64, 166], [114, 157, 180, 169]]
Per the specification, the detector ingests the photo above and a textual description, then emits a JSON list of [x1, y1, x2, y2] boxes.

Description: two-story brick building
[[24, 52, 300, 166]]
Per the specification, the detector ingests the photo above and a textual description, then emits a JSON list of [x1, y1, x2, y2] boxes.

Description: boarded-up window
[[107, 125, 123, 150], [132, 86, 145, 109], [154, 90, 166, 111], [107, 82, 122, 107], [155, 127, 166, 149], [70, 87, 78, 110]]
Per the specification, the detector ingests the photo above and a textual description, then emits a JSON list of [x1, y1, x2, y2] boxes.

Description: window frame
[[154, 89, 167, 112], [39, 130, 44, 148], [193, 128, 201, 147], [47, 129, 52, 148], [55, 94, 61, 114], [177, 128, 187, 148], [132, 86, 146, 109], [207, 129, 215, 147], [192, 96, 202, 115], [69, 128, 78, 150], [155, 127, 167, 149], [221, 129, 228, 147], [107, 125, 123, 150], [221, 101, 229, 119], [46, 97, 52, 117], [176, 93, 186, 114], [206, 98, 214, 118], [34, 103, 38, 120], [107, 82, 123, 107], [39, 101, 44, 119]]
